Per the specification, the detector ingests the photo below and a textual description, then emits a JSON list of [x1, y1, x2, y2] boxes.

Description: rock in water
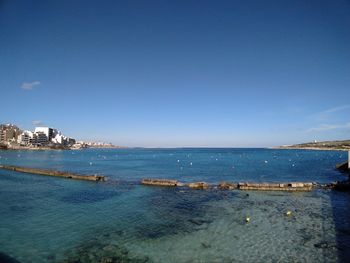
[[0, 252, 21, 263]]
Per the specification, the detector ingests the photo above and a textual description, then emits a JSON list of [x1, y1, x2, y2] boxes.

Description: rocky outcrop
[[218, 182, 238, 190], [336, 161, 349, 171], [141, 179, 181, 186], [0, 252, 20, 263], [333, 181, 350, 191], [187, 182, 209, 189]]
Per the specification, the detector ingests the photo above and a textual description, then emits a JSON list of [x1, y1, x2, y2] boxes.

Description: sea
[[0, 148, 349, 263]]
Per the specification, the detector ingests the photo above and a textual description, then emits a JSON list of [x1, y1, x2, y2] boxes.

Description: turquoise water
[[0, 148, 349, 262]]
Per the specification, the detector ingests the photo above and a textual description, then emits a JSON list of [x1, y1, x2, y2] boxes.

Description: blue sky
[[1, 0, 349, 147]]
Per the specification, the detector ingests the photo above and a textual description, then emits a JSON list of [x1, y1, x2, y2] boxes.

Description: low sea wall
[[1, 165, 348, 191], [0, 165, 106, 182], [236, 182, 313, 191], [141, 178, 180, 186], [141, 179, 315, 191]]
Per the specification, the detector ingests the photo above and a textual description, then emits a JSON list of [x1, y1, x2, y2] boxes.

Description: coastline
[[272, 139, 350, 152], [0, 145, 128, 151], [1, 146, 348, 151], [88, 146, 128, 149], [272, 146, 350, 151], [0, 146, 71, 151]]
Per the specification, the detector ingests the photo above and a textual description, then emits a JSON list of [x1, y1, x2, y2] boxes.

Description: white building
[[36, 132, 48, 145], [18, 130, 34, 145], [22, 126, 76, 146], [52, 133, 66, 144], [34, 127, 59, 141]]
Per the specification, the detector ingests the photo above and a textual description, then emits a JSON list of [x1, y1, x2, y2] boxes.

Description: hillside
[[278, 140, 350, 151]]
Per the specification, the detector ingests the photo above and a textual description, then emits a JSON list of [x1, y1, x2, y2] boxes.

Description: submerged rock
[[103, 245, 117, 252], [0, 252, 21, 263], [61, 240, 150, 263], [333, 181, 350, 191], [314, 241, 332, 249], [201, 242, 211, 249]]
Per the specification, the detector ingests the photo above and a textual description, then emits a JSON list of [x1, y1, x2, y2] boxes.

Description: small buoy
[[190, 162, 193, 166], [177, 160, 180, 163], [89, 162, 93, 166], [286, 211, 292, 216], [245, 217, 250, 223]]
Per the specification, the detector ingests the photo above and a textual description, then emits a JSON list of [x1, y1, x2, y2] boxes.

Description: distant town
[[0, 123, 122, 150]]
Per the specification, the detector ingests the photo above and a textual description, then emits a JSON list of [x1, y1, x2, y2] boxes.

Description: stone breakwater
[[141, 178, 182, 186], [0, 165, 106, 182], [1, 165, 348, 191], [141, 179, 315, 191]]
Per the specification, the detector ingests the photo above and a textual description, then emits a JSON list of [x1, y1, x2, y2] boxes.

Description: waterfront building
[[0, 124, 21, 143], [34, 127, 55, 141], [29, 134, 38, 145], [18, 130, 34, 145], [35, 132, 49, 145], [1, 123, 77, 148]]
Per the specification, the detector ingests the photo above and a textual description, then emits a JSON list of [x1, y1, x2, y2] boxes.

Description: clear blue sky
[[1, 0, 349, 147]]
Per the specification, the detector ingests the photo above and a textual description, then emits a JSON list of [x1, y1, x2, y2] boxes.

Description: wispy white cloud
[[308, 105, 350, 122], [32, 120, 43, 126], [306, 122, 350, 133], [21, 81, 41, 90], [321, 105, 350, 114]]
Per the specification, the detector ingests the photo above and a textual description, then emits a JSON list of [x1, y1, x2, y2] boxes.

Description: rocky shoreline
[[0, 145, 72, 151], [0, 145, 127, 151]]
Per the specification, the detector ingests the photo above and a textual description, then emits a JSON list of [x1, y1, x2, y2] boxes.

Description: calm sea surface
[[0, 148, 349, 262]]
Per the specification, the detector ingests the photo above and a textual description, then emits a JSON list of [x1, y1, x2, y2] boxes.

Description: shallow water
[[0, 148, 349, 262]]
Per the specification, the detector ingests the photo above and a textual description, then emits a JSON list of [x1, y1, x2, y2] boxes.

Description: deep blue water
[[0, 148, 349, 262]]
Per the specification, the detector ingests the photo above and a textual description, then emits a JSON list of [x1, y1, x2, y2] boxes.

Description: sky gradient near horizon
[[1, 0, 350, 147]]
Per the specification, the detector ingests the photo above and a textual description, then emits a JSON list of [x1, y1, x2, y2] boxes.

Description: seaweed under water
[[60, 239, 150, 263]]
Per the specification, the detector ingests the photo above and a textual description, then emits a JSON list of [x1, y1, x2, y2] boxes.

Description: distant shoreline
[[1, 144, 349, 151], [272, 146, 349, 151], [273, 139, 350, 152], [0, 145, 128, 151]]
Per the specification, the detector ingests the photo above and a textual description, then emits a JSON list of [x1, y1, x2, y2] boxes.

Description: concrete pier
[[0, 165, 106, 182]]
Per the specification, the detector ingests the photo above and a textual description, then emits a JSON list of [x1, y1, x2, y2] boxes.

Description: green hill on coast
[[278, 140, 350, 151]]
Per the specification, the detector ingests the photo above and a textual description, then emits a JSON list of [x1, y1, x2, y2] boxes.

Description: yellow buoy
[[286, 211, 292, 216], [246, 217, 250, 223]]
